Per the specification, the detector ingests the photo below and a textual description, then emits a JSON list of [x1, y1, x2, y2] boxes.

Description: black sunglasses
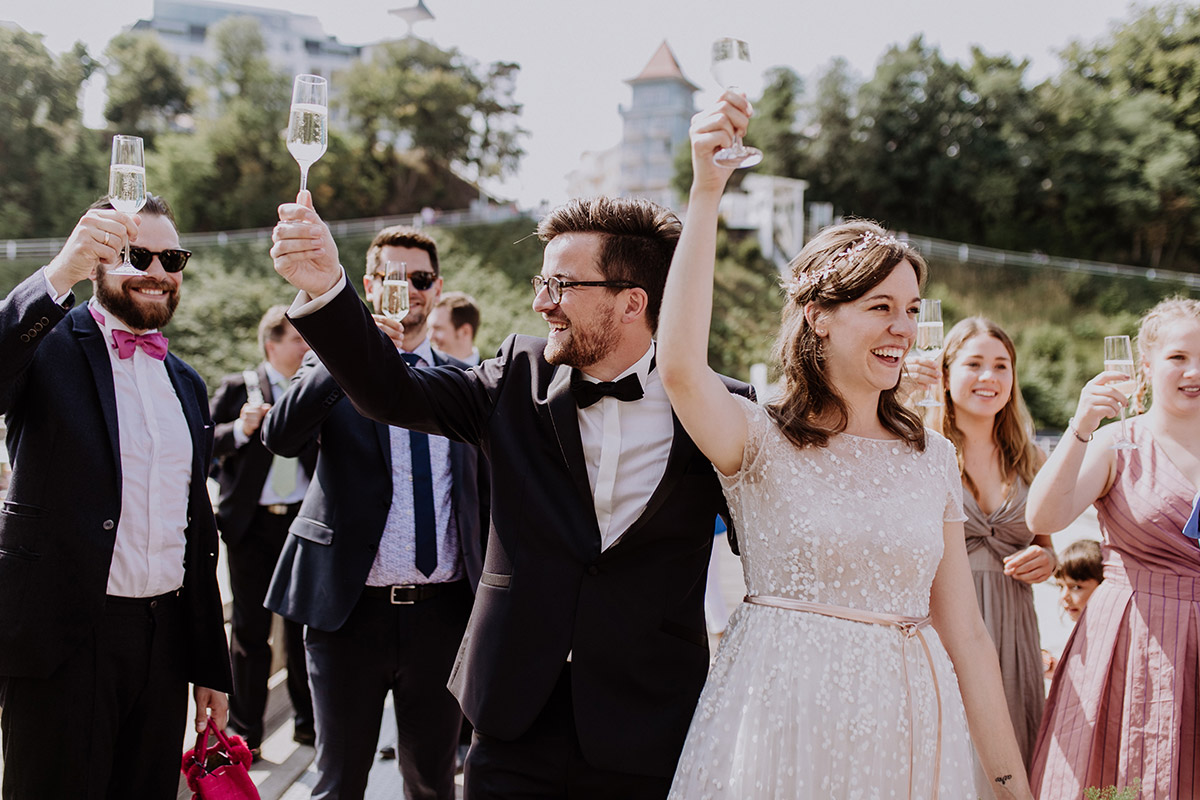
[[128, 246, 192, 273], [372, 270, 438, 291]]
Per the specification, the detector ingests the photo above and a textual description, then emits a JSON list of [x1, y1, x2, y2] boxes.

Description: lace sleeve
[[933, 432, 968, 524], [716, 394, 770, 492]]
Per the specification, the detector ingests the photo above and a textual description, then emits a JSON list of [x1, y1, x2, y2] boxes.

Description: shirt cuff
[[42, 268, 71, 306], [232, 422, 250, 447], [288, 270, 348, 318]]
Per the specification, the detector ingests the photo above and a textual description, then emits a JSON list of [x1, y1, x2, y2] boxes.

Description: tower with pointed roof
[[618, 41, 699, 209]]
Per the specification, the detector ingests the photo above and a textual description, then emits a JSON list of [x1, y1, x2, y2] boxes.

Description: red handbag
[[180, 717, 261, 800]]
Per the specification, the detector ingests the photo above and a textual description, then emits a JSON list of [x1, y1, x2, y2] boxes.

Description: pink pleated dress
[[1031, 418, 1200, 799]]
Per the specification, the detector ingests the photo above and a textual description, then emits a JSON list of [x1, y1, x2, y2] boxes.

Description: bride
[[656, 93, 1033, 799]]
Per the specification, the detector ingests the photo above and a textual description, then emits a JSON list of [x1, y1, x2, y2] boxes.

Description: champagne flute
[[711, 37, 763, 169], [287, 74, 328, 193], [1104, 335, 1138, 450], [108, 135, 148, 276], [915, 299, 944, 407], [380, 261, 409, 321]]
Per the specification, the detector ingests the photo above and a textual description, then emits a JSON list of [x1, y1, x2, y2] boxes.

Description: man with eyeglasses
[[271, 193, 750, 800], [0, 195, 231, 799], [261, 225, 486, 800]]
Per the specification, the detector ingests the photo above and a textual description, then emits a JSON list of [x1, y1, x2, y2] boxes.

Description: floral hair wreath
[[782, 231, 908, 301]]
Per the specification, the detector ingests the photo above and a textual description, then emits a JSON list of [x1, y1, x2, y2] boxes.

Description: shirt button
[[102, 519, 115, 530]]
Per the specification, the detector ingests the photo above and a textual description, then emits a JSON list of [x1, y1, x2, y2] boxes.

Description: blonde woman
[[1026, 298, 1200, 798]]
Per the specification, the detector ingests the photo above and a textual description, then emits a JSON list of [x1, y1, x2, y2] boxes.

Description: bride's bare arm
[[657, 94, 753, 476], [930, 520, 1034, 799]]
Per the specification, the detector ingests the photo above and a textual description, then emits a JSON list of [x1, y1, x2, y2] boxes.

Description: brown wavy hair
[[939, 317, 1041, 498], [1131, 297, 1200, 414], [767, 220, 928, 450]]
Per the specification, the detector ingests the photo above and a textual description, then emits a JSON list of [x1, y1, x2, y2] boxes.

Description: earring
[[815, 328, 827, 337]]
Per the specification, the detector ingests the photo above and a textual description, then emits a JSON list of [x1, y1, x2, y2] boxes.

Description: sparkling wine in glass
[[710, 38, 763, 169], [1104, 335, 1137, 450], [108, 135, 148, 276], [287, 74, 328, 193], [380, 261, 409, 321], [915, 299, 944, 407]]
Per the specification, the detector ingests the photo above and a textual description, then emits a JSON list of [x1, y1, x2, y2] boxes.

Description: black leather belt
[[362, 581, 462, 605], [261, 502, 302, 516], [105, 588, 181, 610]]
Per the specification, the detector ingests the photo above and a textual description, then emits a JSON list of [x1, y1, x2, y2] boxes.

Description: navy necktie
[[402, 352, 437, 577]]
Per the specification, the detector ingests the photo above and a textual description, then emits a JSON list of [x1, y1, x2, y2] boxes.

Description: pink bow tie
[[112, 329, 169, 360]]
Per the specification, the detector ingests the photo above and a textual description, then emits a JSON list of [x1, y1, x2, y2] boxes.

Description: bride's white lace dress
[[668, 396, 978, 799]]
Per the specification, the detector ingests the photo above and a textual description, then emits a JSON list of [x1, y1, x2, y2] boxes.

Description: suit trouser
[[304, 580, 472, 800], [463, 663, 674, 800], [0, 591, 190, 800], [226, 505, 314, 747]]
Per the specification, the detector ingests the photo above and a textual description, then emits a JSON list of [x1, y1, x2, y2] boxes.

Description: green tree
[[339, 38, 526, 184], [0, 29, 103, 238], [103, 31, 191, 145]]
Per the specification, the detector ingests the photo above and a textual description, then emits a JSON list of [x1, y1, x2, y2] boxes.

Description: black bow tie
[[570, 370, 644, 408]]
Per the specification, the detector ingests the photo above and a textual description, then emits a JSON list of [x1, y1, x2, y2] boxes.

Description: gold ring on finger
[[103, 231, 111, 247]]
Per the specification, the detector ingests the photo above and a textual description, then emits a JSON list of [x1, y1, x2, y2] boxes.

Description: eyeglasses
[[530, 275, 640, 305], [128, 246, 191, 273], [371, 270, 438, 291]]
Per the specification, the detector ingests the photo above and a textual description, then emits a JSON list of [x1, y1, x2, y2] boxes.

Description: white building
[[130, 0, 362, 83], [567, 41, 698, 211]]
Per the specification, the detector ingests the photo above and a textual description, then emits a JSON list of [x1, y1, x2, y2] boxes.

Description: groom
[[271, 192, 750, 799]]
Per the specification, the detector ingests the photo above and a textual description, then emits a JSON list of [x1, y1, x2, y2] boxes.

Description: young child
[[1053, 539, 1104, 622]]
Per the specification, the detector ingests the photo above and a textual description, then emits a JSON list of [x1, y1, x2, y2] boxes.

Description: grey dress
[[963, 477, 1044, 792]]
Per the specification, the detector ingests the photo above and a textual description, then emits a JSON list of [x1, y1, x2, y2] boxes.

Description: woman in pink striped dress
[[1026, 298, 1200, 798]]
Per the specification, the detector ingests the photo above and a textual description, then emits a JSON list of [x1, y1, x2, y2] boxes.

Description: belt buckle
[[389, 585, 417, 605], [264, 503, 287, 515]]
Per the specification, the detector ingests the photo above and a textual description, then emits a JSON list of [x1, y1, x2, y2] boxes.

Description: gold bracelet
[[1067, 418, 1093, 443]]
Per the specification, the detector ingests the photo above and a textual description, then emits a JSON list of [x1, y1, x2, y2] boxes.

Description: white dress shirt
[[89, 299, 191, 598], [575, 342, 674, 551], [367, 337, 463, 585]]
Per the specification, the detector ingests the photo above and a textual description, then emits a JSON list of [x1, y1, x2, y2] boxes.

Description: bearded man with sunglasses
[[262, 225, 486, 800], [0, 195, 231, 799]]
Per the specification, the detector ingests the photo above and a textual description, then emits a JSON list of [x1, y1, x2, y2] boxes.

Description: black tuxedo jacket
[[209, 362, 318, 544], [290, 282, 751, 778], [261, 348, 487, 633], [0, 271, 231, 690]]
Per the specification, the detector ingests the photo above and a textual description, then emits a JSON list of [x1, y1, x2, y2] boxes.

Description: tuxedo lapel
[[374, 421, 393, 473], [164, 355, 206, 471], [70, 307, 121, 479], [258, 362, 274, 405], [546, 364, 596, 521]]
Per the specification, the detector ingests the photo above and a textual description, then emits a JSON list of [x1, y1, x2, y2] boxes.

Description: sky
[[9, 0, 1142, 209]]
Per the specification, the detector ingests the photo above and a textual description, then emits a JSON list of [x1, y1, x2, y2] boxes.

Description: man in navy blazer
[[0, 196, 231, 799], [210, 306, 317, 752], [272, 194, 749, 800], [264, 226, 486, 800]]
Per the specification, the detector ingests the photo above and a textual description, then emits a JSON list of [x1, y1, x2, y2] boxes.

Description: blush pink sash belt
[[744, 594, 944, 800]]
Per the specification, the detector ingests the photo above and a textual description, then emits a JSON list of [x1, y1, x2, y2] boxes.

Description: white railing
[[2, 203, 526, 261]]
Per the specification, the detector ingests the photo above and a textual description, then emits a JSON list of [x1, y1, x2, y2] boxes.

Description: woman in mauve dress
[[913, 318, 1055, 796], [1026, 298, 1200, 798]]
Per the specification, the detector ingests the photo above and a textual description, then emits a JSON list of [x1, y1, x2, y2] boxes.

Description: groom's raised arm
[[271, 191, 495, 445]]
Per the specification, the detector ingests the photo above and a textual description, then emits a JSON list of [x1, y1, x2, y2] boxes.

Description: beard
[[94, 265, 180, 331], [543, 312, 620, 369]]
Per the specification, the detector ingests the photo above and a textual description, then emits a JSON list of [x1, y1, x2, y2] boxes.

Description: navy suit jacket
[[262, 348, 486, 633], [289, 282, 750, 778], [0, 271, 231, 690], [209, 362, 318, 544]]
